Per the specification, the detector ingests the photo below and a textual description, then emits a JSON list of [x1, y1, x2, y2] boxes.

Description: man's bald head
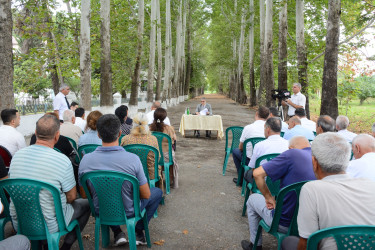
[[151, 101, 161, 110], [36, 115, 60, 141], [352, 134, 375, 159], [289, 136, 311, 149], [288, 116, 301, 129]]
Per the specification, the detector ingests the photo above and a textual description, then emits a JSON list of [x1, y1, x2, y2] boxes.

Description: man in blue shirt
[[79, 114, 163, 246], [241, 136, 316, 250], [283, 116, 315, 141]]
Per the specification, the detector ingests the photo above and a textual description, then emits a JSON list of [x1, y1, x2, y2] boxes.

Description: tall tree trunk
[[0, 0, 15, 109], [320, 0, 341, 118], [184, 0, 192, 96], [258, 0, 266, 104], [80, 0, 92, 110], [237, 7, 247, 104], [147, 0, 157, 102], [173, 1, 183, 99], [249, 0, 256, 106], [130, 0, 145, 106], [163, 0, 171, 102], [180, 0, 188, 97], [296, 0, 309, 118], [155, 0, 162, 101], [264, 0, 275, 106], [278, 0, 287, 91]]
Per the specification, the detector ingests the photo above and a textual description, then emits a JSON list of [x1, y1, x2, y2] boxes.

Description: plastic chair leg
[[242, 187, 250, 216], [47, 233, 60, 250], [143, 216, 151, 248], [237, 167, 243, 186], [95, 219, 101, 250], [252, 225, 263, 250], [0, 218, 5, 240], [241, 179, 247, 196], [101, 224, 110, 248], [222, 150, 230, 175], [75, 224, 84, 250], [164, 164, 170, 194], [31, 240, 39, 250], [127, 221, 137, 250]]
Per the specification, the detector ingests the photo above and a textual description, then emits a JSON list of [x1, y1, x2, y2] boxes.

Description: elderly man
[[54, 85, 71, 121], [195, 97, 213, 138], [294, 108, 316, 132], [0, 109, 26, 156], [316, 115, 335, 135], [268, 107, 288, 132], [79, 114, 163, 246], [74, 108, 86, 132], [241, 136, 316, 250], [9, 114, 90, 250], [281, 132, 375, 250], [232, 107, 269, 184], [336, 115, 357, 142], [346, 134, 375, 181], [283, 117, 315, 141], [147, 101, 171, 125], [60, 110, 83, 144], [281, 83, 306, 117]]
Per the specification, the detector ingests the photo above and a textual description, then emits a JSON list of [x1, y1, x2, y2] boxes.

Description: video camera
[[271, 89, 291, 106]]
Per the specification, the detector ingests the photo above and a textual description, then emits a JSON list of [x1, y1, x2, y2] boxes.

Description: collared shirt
[[300, 117, 316, 132], [283, 125, 315, 141], [281, 121, 289, 133], [347, 152, 375, 181], [146, 110, 171, 125], [248, 135, 289, 168], [78, 129, 102, 147], [0, 125, 26, 156], [240, 120, 266, 158], [60, 121, 83, 145], [53, 92, 69, 120], [195, 103, 212, 115], [337, 129, 357, 142], [74, 117, 87, 132], [287, 92, 306, 116]]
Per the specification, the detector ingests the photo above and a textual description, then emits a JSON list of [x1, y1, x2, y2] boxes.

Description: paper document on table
[[200, 108, 208, 116]]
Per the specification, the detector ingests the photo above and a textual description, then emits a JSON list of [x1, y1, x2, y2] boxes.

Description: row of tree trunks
[[155, 0, 162, 101], [184, 0, 192, 97], [147, 0, 157, 103], [248, 0, 256, 107], [264, 0, 275, 107], [163, 0, 172, 102], [237, 7, 247, 104]]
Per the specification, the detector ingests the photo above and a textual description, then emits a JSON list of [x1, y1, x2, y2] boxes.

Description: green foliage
[[356, 75, 375, 104]]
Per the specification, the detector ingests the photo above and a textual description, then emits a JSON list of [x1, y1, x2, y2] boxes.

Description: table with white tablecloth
[[179, 114, 224, 139]]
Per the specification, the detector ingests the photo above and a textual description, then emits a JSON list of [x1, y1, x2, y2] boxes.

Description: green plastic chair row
[[222, 126, 244, 175], [77, 144, 101, 160]]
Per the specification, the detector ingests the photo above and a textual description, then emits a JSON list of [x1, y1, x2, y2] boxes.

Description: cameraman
[[281, 83, 306, 117]]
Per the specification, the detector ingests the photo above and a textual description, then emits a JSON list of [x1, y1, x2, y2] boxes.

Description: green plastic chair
[[0, 178, 84, 250], [53, 147, 61, 153], [119, 134, 125, 145], [0, 185, 10, 240], [280, 132, 285, 137], [313, 131, 317, 136], [222, 126, 243, 176], [252, 181, 309, 250], [307, 225, 375, 250], [151, 131, 173, 195], [242, 153, 280, 216], [80, 170, 151, 250], [237, 137, 265, 190], [66, 136, 78, 151], [78, 144, 100, 159]]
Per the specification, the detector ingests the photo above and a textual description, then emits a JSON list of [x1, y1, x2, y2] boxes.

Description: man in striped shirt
[[9, 114, 90, 250]]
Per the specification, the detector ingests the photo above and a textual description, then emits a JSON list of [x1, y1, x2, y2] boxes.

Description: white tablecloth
[[179, 114, 224, 139]]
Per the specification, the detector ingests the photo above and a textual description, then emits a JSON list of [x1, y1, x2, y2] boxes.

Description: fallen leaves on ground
[[153, 239, 165, 246], [83, 234, 91, 239], [182, 229, 189, 235]]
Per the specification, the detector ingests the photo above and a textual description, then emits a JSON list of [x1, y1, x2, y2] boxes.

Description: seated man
[[282, 132, 375, 250], [316, 115, 335, 135], [336, 115, 357, 142], [60, 109, 83, 144], [0, 109, 26, 156], [79, 114, 163, 246], [232, 107, 269, 184], [74, 107, 87, 132], [9, 114, 90, 250], [242, 136, 316, 250], [268, 107, 288, 133], [70, 101, 79, 111], [195, 97, 212, 138], [147, 101, 171, 125], [283, 117, 315, 141], [294, 108, 316, 132], [346, 134, 375, 181]]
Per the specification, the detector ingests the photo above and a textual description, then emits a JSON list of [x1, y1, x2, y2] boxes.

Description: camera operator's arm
[[283, 99, 304, 109]]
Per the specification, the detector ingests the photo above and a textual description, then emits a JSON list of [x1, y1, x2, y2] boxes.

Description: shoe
[[136, 232, 147, 246], [233, 178, 238, 184], [114, 231, 127, 246], [206, 133, 211, 138], [241, 240, 262, 250]]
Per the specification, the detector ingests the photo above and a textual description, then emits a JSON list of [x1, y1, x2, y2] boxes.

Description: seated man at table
[[194, 97, 213, 138]]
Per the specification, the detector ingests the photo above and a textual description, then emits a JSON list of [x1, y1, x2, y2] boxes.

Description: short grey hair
[[352, 134, 375, 151], [59, 85, 69, 91], [63, 110, 75, 122], [293, 83, 302, 89], [336, 115, 349, 130], [317, 115, 335, 132], [311, 132, 351, 173]]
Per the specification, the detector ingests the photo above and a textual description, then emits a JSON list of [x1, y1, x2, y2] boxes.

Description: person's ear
[[97, 132, 102, 139], [54, 131, 60, 144]]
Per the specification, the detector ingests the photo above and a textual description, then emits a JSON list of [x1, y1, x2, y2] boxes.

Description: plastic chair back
[[255, 153, 281, 196], [66, 137, 78, 151], [119, 134, 125, 145], [78, 144, 100, 159], [242, 137, 265, 167], [225, 126, 244, 152], [151, 131, 173, 167], [0, 146, 12, 167], [280, 132, 285, 137], [307, 225, 375, 250]]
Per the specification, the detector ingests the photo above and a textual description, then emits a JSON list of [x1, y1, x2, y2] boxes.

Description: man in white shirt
[[336, 115, 357, 142], [281, 83, 306, 117], [74, 108, 87, 132], [294, 108, 316, 132], [268, 107, 288, 133], [53, 85, 71, 121], [346, 134, 375, 181], [147, 101, 171, 125], [0, 109, 26, 156], [60, 110, 83, 144], [232, 107, 269, 184]]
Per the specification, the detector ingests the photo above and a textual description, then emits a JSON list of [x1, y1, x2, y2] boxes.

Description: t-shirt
[[297, 174, 375, 250], [240, 120, 266, 158], [300, 117, 316, 132], [0, 125, 26, 156], [78, 146, 147, 217], [283, 125, 315, 141], [262, 147, 316, 227], [9, 145, 75, 233], [30, 134, 74, 158], [347, 152, 375, 181]]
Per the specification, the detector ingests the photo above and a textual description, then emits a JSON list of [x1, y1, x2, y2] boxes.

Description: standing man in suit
[[195, 97, 213, 138]]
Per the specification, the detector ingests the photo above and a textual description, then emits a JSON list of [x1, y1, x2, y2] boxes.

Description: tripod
[[276, 98, 285, 122]]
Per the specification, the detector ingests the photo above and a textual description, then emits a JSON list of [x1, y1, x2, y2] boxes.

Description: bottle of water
[[187, 107, 190, 115]]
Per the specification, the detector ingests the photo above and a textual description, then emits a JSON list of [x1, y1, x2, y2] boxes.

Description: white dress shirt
[[0, 125, 26, 156], [300, 117, 316, 132], [74, 117, 87, 132], [53, 92, 69, 120], [248, 135, 289, 168], [146, 110, 171, 125], [337, 129, 357, 142], [287, 92, 306, 116], [281, 121, 289, 133], [240, 120, 266, 158], [347, 152, 375, 181]]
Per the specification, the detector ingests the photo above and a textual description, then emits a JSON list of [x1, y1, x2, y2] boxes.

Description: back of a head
[[86, 111, 103, 131], [311, 132, 350, 174], [75, 108, 85, 118], [150, 108, 167, 132], [290, 116, 301, 125], [36, 115, 60, 141], [352, 134, 375, 152], [115, 105, 128, 124], [317, 115, 335, 132], [71, 101, 79, 107], [1, 109, 18, 124], [132, 113, 150, 135], [294, 108, 306, 118], [289, 136, 310, 149], [152, 101, 161, 109], [336, 115, 349, 130], [265, 117, 281, 133], [63, 110, 75, 122], [97, 114, 121, 143], [257, 106, 270, 120], [268, 107, 279, 117], [45, 112, 60, 120], [59, 85, 69, 91]]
